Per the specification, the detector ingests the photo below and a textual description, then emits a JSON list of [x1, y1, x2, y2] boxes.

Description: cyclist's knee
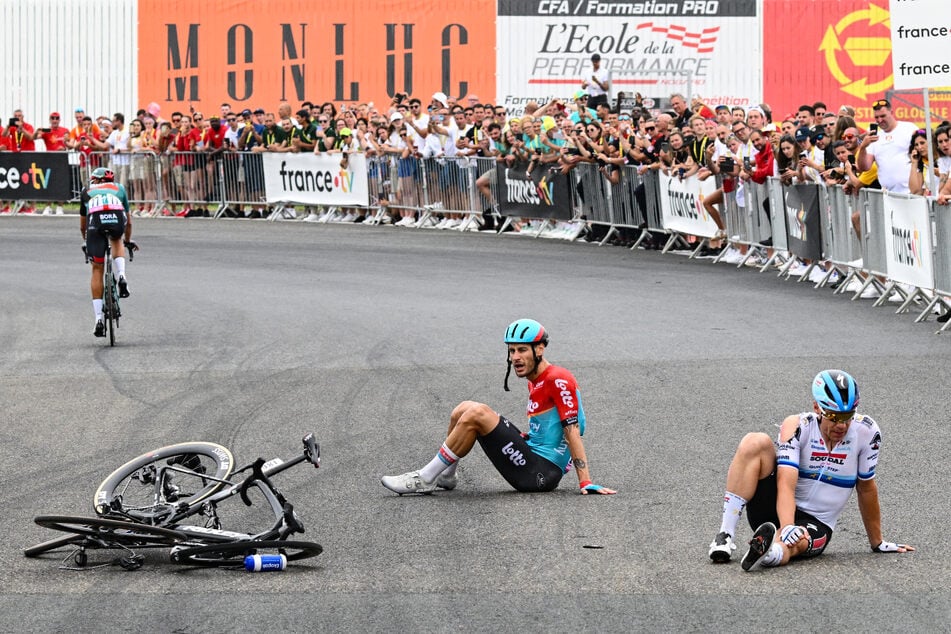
[[451, 401, 497, 430], [736, 432, 774, 458]]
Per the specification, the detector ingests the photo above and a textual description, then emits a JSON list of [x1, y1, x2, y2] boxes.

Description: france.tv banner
[[658, 172, 719, 238], [497, 163, 573, 220], [263, 153, 369, 206], [882, 193, 934, 289], [0, 152, 72, 201], [784, 184, 822, 261]]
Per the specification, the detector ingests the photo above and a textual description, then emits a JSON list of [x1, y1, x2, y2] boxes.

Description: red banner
[[764, 0, 895, 122], [138, 0, 496, 116]]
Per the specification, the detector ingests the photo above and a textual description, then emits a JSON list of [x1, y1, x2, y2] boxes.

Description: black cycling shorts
[[477, 415, 563, 492], [747, 471, 833, 558], [86, 211, 127, 264]]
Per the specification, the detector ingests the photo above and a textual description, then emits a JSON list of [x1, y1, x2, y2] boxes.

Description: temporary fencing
[[5, 150, 950, 332]]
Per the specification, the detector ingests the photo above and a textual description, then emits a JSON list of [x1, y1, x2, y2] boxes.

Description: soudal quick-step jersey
[[525, 365, 586, 472], [776, 412, 881, 529]]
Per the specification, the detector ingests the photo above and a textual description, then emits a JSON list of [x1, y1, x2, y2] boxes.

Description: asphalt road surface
[[2, 216, 948, 633]]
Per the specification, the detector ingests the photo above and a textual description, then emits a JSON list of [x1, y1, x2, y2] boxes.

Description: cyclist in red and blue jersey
[[80, 167, 137, 337], [382, 319, 616, 495]]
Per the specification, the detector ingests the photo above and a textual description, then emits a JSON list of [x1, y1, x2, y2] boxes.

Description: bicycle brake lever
[[239, 457, 267, 506], [281, 502, 306, 537]]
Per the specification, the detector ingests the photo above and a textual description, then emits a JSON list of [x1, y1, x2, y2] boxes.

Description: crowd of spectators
[[3, 60, 951, 235]]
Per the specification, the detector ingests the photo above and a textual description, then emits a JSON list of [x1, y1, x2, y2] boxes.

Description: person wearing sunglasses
[[708, 369, 914, 570], [857, 98, 917, 193]]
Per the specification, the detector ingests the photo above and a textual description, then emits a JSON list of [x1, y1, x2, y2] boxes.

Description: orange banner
[[138, 0, 496, 115]]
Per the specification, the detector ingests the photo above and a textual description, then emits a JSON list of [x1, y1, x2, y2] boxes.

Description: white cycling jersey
[[776, 412, 881, 529]]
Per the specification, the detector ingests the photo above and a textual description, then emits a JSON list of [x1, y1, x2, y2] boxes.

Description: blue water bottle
[[244, 553, 287, 572]]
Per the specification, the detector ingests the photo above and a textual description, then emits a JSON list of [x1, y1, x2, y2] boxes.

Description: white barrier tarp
[[496, 0, 762, 115], [263, 153, 369, 206], [882, 193, 934, 289], [658, 172, 719, 238]]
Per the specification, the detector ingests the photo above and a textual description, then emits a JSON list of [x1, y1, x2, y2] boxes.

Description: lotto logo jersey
[[776, 412, 881, 529], [525, 365, 586, 471]]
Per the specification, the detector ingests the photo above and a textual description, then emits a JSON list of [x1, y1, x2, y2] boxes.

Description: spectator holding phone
[[857, 99, 917, 193]]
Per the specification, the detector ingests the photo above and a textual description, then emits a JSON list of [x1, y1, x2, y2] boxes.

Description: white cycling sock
[[719, 491, 747, 537], [762, 542, 784, 567], [419, 443, 459, 482], [92, 298, 103, 320], [114, 256, 126, 279]]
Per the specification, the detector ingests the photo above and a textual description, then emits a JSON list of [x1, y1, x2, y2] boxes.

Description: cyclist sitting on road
[[708, 369, 914, 571], [382, 319, 616, 496], [80, 167, 137, 337]]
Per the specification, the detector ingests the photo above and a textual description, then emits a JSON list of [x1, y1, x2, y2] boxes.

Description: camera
[[8, 117, 18, 127], [720, 156, 735, 170]]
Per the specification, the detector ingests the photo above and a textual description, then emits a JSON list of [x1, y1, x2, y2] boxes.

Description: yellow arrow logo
[[819, 2, 892, 101]]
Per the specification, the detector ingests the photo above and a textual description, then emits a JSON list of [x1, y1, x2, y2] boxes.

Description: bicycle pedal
[[116, 554, 144, 570]]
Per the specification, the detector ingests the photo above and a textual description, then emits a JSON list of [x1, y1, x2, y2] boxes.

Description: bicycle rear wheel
[[23, 533, 83, 557], [103, 259, 116, 346], [170, 540, 323, 567], [34, 515, 186, 548], [94, 442, 234, 521]]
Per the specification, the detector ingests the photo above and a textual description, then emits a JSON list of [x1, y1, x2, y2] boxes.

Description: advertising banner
[[497, 0, 761, 117], [657, 171, 719, 238], [784, 183, 822, 261], [138, 0, 496, 116], [761, 0, 951, 126], [888, 0, 951, 90], [263, 153, 369, 206], [0, 152, 72, 201], [882, 193, 934, 288], [497, 163, 573, 220]]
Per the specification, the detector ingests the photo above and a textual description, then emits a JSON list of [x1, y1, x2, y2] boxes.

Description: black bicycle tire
[[34, 515, 187, 547], [170, 540, 323, 567], [94, 441, 234, 520], [104, 259, 116, 346], [23, 533, 83, 558]]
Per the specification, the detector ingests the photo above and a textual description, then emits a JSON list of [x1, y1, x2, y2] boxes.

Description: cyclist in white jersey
[[708, 370, 914, 571]]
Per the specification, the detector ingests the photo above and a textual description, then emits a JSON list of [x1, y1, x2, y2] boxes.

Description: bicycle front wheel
[[94, 442, 234, 522], [34, 515, 186, 548], [170, 540, 323, 567]]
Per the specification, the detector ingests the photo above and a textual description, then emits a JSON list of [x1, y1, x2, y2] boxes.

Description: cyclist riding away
[[707, 369, 914, 571], [80, 167, 137, 337], [381, 319, 616, 496]]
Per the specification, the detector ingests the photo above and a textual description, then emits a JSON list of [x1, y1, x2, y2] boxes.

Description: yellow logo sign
[[819, 2, 893, 100]]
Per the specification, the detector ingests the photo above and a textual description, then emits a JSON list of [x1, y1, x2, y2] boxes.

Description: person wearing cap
[[812, 127, 834, 171], [714, 104, 732, 126], [568, 90, 597, 126], [856, 98, 917, 193], [794, 126, 821, 183], [381, 319, 616, 496], [37, 112, 68, 151], [582, 53, 611, 110]]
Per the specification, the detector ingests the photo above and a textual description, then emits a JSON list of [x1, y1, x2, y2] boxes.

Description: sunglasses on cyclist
[[821, 409, 854, 424]]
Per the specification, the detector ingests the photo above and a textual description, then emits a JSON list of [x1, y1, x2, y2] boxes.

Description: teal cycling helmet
[[90, 166, 114, 183], [503, 319, 549, 391], [812, 369, 859, 414], [504, 319, 549, 345]]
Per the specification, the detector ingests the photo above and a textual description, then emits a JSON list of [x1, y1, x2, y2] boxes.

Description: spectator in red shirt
[[36, 112, 70, 215], [37, 112, 69, 151]]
